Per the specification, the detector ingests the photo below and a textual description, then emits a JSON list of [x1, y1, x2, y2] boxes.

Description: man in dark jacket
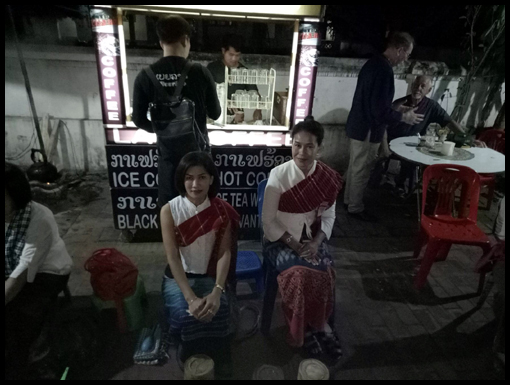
[[132, 15, 221, 206], [343, 32, 424, 221]]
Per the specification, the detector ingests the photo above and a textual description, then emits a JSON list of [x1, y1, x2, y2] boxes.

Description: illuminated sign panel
[[96, 5, 321, 18], [91, 8, 126, 125], [290, 22, 320, 126], [106, 128, 292, 147]]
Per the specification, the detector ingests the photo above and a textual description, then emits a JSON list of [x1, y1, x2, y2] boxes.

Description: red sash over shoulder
[[175, 197, 240, 283], [278, 161, 343, 214]]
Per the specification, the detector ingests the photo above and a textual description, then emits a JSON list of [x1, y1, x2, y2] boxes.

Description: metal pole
[[8, 5, 46, 158]]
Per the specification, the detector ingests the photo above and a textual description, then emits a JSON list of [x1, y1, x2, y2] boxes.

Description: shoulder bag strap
[[172, 61, 194, 99]]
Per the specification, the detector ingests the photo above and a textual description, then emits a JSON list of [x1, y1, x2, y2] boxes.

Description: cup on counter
[[441, 141, 455, 156]]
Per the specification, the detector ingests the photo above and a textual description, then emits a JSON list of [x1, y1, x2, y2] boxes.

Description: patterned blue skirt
[[162, 275, 232, 342], [263, 240, 334, 273]]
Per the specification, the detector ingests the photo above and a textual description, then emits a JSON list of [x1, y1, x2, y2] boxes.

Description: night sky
[[325, 5, 468, 49], [6, 4, 477, 64]]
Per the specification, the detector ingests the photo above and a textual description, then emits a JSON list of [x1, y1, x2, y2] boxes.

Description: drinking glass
[[231, 93, 238, 108], [425, 135, 435, 148], [241, 68, 249, 84], [250, 93, 259, 109], [241, 93, 250, 108], [258, 69, 268, 84], [258, 96, 270, 109], [249, 69, 258, 84], [230, 68, 238, 83]]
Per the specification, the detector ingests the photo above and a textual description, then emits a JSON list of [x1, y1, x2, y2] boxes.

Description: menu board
[[106, 145, 291, 239]]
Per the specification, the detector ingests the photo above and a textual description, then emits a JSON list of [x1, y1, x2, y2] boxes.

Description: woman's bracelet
[[214, 283, 225, 293], [188, 297, 198, 305]]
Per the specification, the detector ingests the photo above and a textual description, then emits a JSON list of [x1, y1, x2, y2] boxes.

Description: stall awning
[[94, 5, 321, 20]]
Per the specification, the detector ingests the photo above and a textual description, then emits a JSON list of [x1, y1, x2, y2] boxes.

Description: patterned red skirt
[[265, 240, 336, 347]]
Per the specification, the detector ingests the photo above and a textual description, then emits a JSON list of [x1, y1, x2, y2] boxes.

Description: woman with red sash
[[262, 116, 344, 360], [160, 151, 239, 376]]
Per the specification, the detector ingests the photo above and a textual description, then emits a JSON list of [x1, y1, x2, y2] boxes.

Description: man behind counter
[[207, 34, 263, 123]]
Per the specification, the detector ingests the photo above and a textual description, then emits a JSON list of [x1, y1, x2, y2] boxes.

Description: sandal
[[303, 332, 323, 357], [317, 331, 343, 360]]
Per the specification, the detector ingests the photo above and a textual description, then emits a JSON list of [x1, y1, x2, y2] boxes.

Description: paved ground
[[33, 172, 505, 380]]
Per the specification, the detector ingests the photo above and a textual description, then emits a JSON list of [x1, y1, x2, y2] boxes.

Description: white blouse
[[170, 195, 216, 274], [262, 160, 336, 243], [7, 202, 73, 283]]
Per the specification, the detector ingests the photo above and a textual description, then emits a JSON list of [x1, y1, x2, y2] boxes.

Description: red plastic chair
[[477, 129, 505, 210], [413, 164, 492, 290], [478, 128, 506, 153]]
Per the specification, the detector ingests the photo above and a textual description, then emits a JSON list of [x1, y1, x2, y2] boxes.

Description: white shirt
[[170, 195, 215, 274], [262, 160, 336, 243], [7, 202, 73, 283]]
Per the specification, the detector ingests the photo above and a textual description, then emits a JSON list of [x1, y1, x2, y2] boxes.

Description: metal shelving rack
[[222, 66, 276, 126]]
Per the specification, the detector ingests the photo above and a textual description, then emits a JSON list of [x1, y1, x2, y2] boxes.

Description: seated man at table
[[379, 75, 466, 196]]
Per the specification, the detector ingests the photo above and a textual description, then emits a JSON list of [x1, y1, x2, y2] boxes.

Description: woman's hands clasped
[[187, 290, 221, 323], [288, 238, 320, 266], [299, 240, 320, 266]]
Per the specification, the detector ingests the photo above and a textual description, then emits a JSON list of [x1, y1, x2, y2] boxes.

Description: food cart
[[90, 5, 323, 239]]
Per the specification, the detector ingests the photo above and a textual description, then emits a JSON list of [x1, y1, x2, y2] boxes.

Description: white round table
[[390, 136, 506, 174], [389, 136, 505, 223]]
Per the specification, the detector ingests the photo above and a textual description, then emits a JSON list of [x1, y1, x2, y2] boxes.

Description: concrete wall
[[5, 44, 504, 172], [5, 116, 105, 172]]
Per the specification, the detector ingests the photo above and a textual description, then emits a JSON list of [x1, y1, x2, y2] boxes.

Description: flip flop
[[316, 331, 343, 360], [303, 332, 322, 356]]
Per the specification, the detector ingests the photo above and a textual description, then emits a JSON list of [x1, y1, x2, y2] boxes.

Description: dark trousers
[[5, 273, 69, 380], [395, 160, 418, 193]]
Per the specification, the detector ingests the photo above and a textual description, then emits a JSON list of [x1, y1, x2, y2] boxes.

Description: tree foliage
[[451, 5, 505, 129]]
